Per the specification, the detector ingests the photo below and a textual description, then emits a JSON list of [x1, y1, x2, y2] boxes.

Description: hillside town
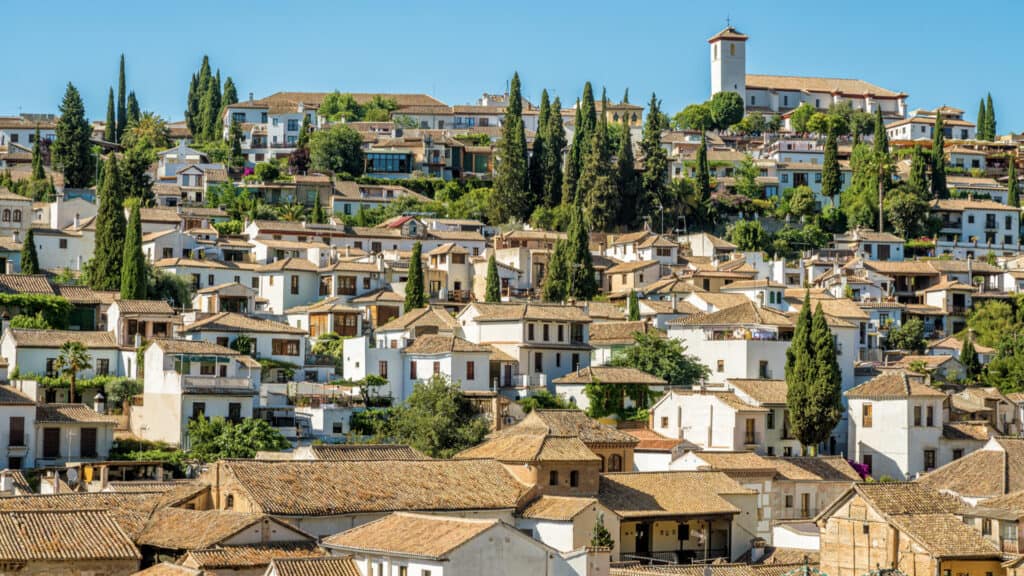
[[0, 19, 1023, 576]]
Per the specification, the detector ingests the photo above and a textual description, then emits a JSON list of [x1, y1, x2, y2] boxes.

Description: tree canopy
[[309, 124, 364, 176], [385, 375, 490, 458]]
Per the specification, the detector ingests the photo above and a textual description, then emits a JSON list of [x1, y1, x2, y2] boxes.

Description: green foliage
[[967, 300, 1016, 348], [110, 438, 186, 472], [961, 337, 981, 382], [590, 514, 615, 548], [542, 238, 570, 302], [640, 93, 669, 226], [787, 296, 843, 448], [0, 293, 73, 328], [541, 96, 566, 208], [231, 334, 255, 355], [518, 390, 571, 413], [386, 375, 490, 458], [311, 333, 346, 373], [580, 89, 617, 231], [932, 113, 947, 198], [253, 161, 281, 182], [529, 203, 573, 232], [485, 254, 501, 303], [121, 112, 170, 152], [186, 415, 290, 461], [104, 87, 116, 143], [88, 154, 127, 291], [319, 92, 399, 122], [727, 219, 769, 251], [310, 124, 364, 176], [116, 55, 127, 141], [1009, 159, 1019, 208], [213, 220, 244, 236], [628, 290, 640, 321], [565, 206, 598, 300], [52, 83, 96, 188], [10, 313, 51, 330], [884, 185, 929, 239], [120, 202, 147, 299], [790, 103, 816, 134], [695, 134, 711, 200], [494, 72, 531, 222], [886, 318, 926, 353], [609, 330, 709, 389], [20, 228, 38, 274], [841, 143, 881, 230], [822, 126, 841, 202], [55, 341, 91, 403], [673, 103, 713, 131], [148, 266, 192, 308], [405, 242, 425, 310]]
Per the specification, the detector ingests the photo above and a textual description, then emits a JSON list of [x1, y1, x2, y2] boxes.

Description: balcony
[[181, 376, 253, 394], [948, 305, 968, 316], [269, 142, 296, 149], [1002, 539, 1022, 554]]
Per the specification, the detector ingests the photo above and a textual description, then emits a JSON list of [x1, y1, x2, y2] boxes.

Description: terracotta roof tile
[[519, 496, 598, 521], [854, 482, 964, 515], [402, 335, 493, 355], [133, 562, 204, 576], [148, 338, 240, 356], [113, 299, 175, 315], [137, 508, 275, 550], [553, 366, 666, 386], [323, 512, 498, 559], [35, 404, 118, 424], [309, 444, 426, 461], [183, 312, 306, 335], [0, 509, 140, 562], [942, 421, 994, 442], [376, 306, 457, 333], [888, 513, 1000, 558], [728, 379, 788, 406], [0, 275, 54, 295], [183, 543, 323, 570], [599, 471, 751, 518], [623, 428, 684, 452], [467, 302, 592, 323], [670, 301, 793, 327], [767, 456, 861, 482], [919, 437, 1024, 498], [9, 328, 117, 349], [845, 370, 945, 399], [269, 556, 362, 576]]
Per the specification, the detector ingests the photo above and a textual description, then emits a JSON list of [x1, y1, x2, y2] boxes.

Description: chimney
[[99, 465, 110, 491], [750, 538, 767, 563], [0, 471, 12, 494], [248, 92, 254, 102], [73, 212, 80, 228], [93, 391, 106, 414], [585, 546, 611, 576]]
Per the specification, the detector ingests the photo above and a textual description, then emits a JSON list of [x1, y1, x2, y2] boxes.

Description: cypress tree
[[20, 229, 38, 274], [199, 73, 222, 142], [563, 101, 584, 204], [977, 99, 988, 140], [89, 155, 127, 291], [931, 112, 948, 198], [805, 303, 842, 449], [528, 90, 549, 209], [986, 93, 996, 140], [116, 54, 127, 142], [541, 96, 565, 207], [822, 124, 841, 205], [565, 206, 597, 300], [616, 109, 638, 228], [127, 91, 140, 127], [405, 241, 426, 310], [311, 193, 325, 224], [104, 87, 116, 143], [961, 336, 981, 381], [222, 77, 239, 107], [186, 73, 200, 136], [485, 254, 501, 302], [627, 290, 640, 321], [297, 114, 311, 148], [1009, 157, 1019, 208], [31, 127, 44, 181], [909, 145, 930, 199], [542, 239, 569, 302], [230, 120, 244, 167], [494, 72, 530, 222], [786, 293, 813, 448], [695, 134, 710, 200], [873, 107, 888, 155], [580, 89, 617, 231], [579, 82, 596, 144], [52, 83, 96, 188], [120, 201, 147, 299], [640, 93, 668, 228]]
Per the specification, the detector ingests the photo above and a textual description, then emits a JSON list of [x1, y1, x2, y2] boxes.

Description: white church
[[708, 26, 907, 120]]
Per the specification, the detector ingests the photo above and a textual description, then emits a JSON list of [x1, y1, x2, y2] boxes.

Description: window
[[785, 495, 793, 508], [572, 353, 580, 370], [781, 173, 789, 183], [814, 173, 822, 183], [717, 359, 725, 372], [12, 210, 20, 222], [96, 359, 109, 376], [549, 470, 558, 485], [610, 454, 623, 472], [8, 417, 24, 447], [862, 404, 873, 427], [192, 402, 206, 420], [557, 325, 564, 342], [432, 361, 440, 376], [783, 95, 789, 106], [924, 449, 936, 470], [660, 416, 669, 428], [200, 361, 216, 375], [543, 324, 549, 341], [555, 353, 561, 368], [534, 352, 542, 373], [58, 238, 68, 249], [863, 524, 870, 535], [729, 43, 735, 56], [228, 402, 242, 423], [271, 339, 300, 356], [766, 410, 775, 430], [287, 119, 299, 131], [225, 494, 234, 509], [862, 454, 872, 473], [252, 277, 259, 289], [759, 360, 769, 379], [953, 448, 964, 460], [569, 470, 579, 487], [982, 518, 992, 536], [42, 428, 59, 458], [466, 361, 475, 380], [379, 361, 388, 378], [926, 405, 934, 427], [410, 361, 417, 380], [528, 323, 535, 340], [290, 275, 300, 295], [914, 405, 922, 426], [1007, 215, 1014, 230]]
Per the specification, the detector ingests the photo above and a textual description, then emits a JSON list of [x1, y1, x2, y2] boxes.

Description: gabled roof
[[0, 510, 140, 562], [403, 334, 493, 355], [669, 301, 793, 328], [0, 274, 54, 295], [36, 404, 118, 425], [466, 302, 592, 323], [553, 366, 667, 386], [845, 370, 945, 399], [375, 305, 457, 333], [728, 379, 788, 406], [309, 444, 426, 461], [183, 312, 306, 335], [182, 544, 323, 571], [323, 512, 500, 560], [919, 437, 1024, 498], [138, 508, 309, 550], [599, 471, 752, 518], [7, 329, 117, 349], [112, 299, 176, 315], [887, 513, 1000, 559], [746, 75, 903, 98], [520, 495, 599, 521], [767, 456, 861, 482], [268, 556, 362, 576]]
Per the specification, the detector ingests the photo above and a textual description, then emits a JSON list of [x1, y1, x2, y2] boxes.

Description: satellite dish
[[66, 468, 79, 487]]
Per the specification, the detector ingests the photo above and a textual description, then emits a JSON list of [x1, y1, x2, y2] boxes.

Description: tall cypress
[[116, 54, 127, 142], [640, 93, 668, 228], [565, 206, 597, 300], [311, 193, 325, 224], [199, 72, 222, 142], [20, 229, 38, 274], [528, 90, 549, 209], [104, 88, 116, 142], [485, 254, 501, 303], [405, 241, 425, 310], [616, 108, 638, 228], [909, 145, 930, 199], [931, 112, 948, 198], [628, 289, 640, 321], [542, 239, 569, 302], [977, 99, 988, 140], [805, 304, 842, 450], [695, 133, 710, 200], [494, 72, 530, 221], [297, 114, 311, 148], [563, 101, 584, 203], [541, 97, 566, 207], [186, 73, 200, 136], [873, 107, 889, 155], [222, 77, 239, 107], [822, 124, 841, 205], [52, 83, 96, 188], [126, 91, 140, 127], [120, 201, 147, 299], [985, 93, 996, 140], [1008, 158, 1019, 208], [89, 155, 127, 291], [31, 127, 44, 181], [580, 89, 617, 231], [786, 293, 814, 450]]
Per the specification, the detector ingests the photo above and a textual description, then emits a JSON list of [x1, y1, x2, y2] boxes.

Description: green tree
[[311, 193, 326, 224], [883, 187, 928, 239], [116, 54, 127, 142], [52, 83, 96, 188], [565, 206, 597, 299], [628, 290, 640, 321], [20, 228, 38, 274], [640, 93, 668, 229], [580, 89, 617, 231], [821, 125, 841, 205], [977, 98, 988, 140], [10, 312, 51, 330], [122, 142, 157, 205], [122, 112, 170, 151], [320, 92, 363, 121], [908, 145, 930, 199], [788, 302, 842, 450], [931, 112, 947, 198], [485, 254, 500, 302], [727, 219, 768, 251], [229, 120, 244, 168], [405, 241, 425, 309], [564, 102, 584, 204], [873, 107, 889, 156], [30, 127, 44, 181], [1008, 158, 1019, 208], [616, 107, 638, 228], [198, 72, 222, 143], [310, 124, 364, 176], [55, 341, 91, 403], [967, 300, 1016, 348], [88, 154, 127, 291], [708, 91, 744, 131], [127, 91, 140, 127], [104, 87, 116, 143], [674, 103, 713, 131], [518, 390, 570, 413], [886, 317, 926, 353], [542, 239, 569, 302], [222, 77, 238, 108], [528, 89, 550, 208], [790, 103, 815, 134], [961, 337, 981, 382], [695, 133, 711, 200], [541, 96, 566, 207], [494, 72, 530, 222], [610, 330, 709, 389], [386, 375, 490, 458], [120, 201, 147, 299], [590, 515, 615, 548], [985, 93, 996, 140], [296, 113, 311, 149], [187, 415, 290, 461], [841, 144, 880, 229]]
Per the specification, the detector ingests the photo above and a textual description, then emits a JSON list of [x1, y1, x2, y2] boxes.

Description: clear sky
[[3, 0, 1021, 129]]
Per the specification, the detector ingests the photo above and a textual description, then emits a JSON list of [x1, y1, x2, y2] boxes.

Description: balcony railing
[[744, 432, 760, 446], [181, 376, 253, 391]]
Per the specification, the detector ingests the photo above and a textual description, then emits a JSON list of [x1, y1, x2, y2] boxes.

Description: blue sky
[[3, 0, 1021, 129]]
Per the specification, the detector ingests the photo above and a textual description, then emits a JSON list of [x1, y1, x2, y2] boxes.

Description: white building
[[930, 198, 1020, 258], [0, 387, 36, 470], [1, 329, 121, 379], [181, 312, 309, 383], [34, 403, 117, 468], [886, 106, 975, 142], [649, 388, 768, 454]]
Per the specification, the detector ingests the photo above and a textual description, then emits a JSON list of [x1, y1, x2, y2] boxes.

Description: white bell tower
[[709, 25, 748, 106]]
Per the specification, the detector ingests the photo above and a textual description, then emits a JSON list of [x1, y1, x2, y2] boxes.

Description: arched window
[[631, 113, 638, 122], [12, 210, 20, 223], [225, 494, 234, 509], [613, 113, 619, 122], [610, 454, 623, 472], [549, 470, 559, 486], [1, 210, 9, 222]]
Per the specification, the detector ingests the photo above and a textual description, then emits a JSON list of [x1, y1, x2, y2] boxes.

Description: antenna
[[726, 15, 731, 27]]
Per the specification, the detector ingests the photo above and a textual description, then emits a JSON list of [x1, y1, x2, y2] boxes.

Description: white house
[[34, 403, 117, 468], [400, 335, 494, 399], [930, 198, 1020, 258], [131, 339, 261, 448], [649, 388, 768, 454], [553, 366, 667, 413], [728, 378, 803, 458], [516, 496, 614, 554], [605, 232, 679, 266], [181, 312, 310, 383], [0, 387, 36, 470], [1, 329, 121, 379], [256, 258, 321, 314]]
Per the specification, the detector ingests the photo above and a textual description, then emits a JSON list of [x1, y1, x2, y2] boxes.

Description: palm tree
[[276, 203, 306, 222], [121, 112, 170, 150], [54, 341, 91, 404]]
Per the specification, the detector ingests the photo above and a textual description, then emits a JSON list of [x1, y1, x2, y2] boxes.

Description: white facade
[[650, 390, 767, 454]]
